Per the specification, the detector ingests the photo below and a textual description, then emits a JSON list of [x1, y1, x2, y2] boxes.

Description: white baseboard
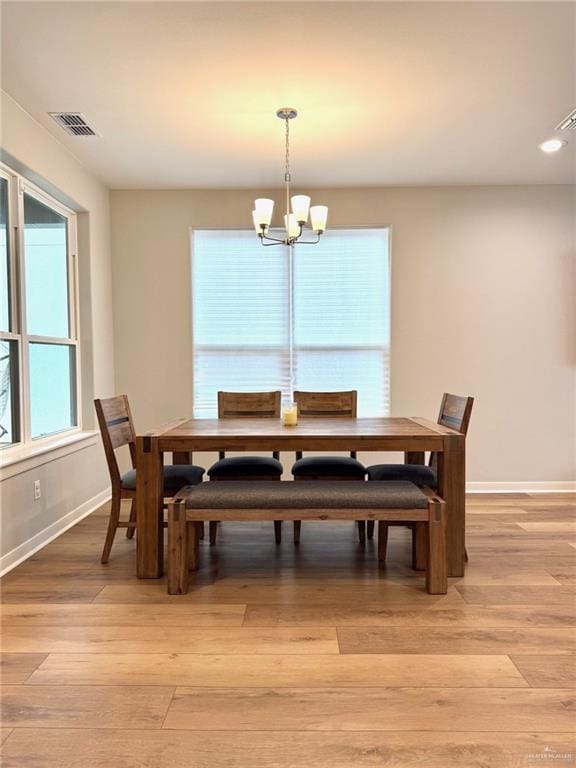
[[0, 487, 111, 577], [466, 481, 576, 493]]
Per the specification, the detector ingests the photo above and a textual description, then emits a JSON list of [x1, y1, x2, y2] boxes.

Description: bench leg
[[209, 521, 219, 545], [366, 520, 375, 540], [426, 499, 447, 595], [378, 522, 389, 562], [412, 523, 428, 571], [357, 521, 366, 546], [274, 521, 282, 545], [293, 520, 301, 544], [188, 523, 201, 571], [168, 499, 189, 595]]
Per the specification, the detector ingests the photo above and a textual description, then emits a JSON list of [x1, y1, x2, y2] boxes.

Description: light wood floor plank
[[165, 686, 576, 732], [0, 685, 174, 729], [457, 586, 576, 606], [510, 656, 576, 688], [244, 604, 576, 628], [93, 583, 461, 605], [27, 653, 527, 688], [0, 603, 247, 627], [3, 729, 575, 768], [0, 626, 338, 655], [0, 654, 48, 684], [337, 627, 576, 655]]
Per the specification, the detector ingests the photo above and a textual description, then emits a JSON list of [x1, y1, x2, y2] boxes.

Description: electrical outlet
[[34, 480, 41, 500]]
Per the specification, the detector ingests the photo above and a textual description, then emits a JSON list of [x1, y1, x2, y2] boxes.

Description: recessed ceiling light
[[539, 138, 567, 154]]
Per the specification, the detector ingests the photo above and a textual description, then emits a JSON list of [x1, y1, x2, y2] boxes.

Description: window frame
[[0, 162, 81, 452]]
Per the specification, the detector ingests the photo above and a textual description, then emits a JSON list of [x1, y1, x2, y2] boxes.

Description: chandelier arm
[[260, 232, 287, 245], [260, 239, 286, 247], [292, 235, 321, 246]]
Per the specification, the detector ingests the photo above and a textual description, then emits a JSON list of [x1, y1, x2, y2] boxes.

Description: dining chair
[[367, 392, 474, 564], [207, 391, 284, 544], [95, 395, 205, 564], [290, 390, 367, 543]]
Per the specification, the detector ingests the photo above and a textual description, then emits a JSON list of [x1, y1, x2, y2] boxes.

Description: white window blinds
[[192, 228, 390, 418]]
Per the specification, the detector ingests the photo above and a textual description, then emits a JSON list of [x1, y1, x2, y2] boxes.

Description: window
[[0, 164, 79, 448], [192, 228, 390, 417]]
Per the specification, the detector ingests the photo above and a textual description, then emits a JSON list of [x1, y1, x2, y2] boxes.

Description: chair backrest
[[294, 390, 357, 418], [94, 395, 136, 489], [437, 393, 474, 435], [294, 390, 358, 459], [217, 391, 281, 459], [217, 391, 281, 418], [430, 393, 474, 471]]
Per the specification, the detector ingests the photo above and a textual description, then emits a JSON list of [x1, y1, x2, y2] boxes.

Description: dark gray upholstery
[[208, 455, 283, 480], [291, 456, 366, 479], [183, 480, 428, 509], [367, 463, 436, 487], [121, 464, 205, 493]]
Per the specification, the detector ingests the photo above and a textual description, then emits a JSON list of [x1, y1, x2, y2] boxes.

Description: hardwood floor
[[1, 493, 575, 767]]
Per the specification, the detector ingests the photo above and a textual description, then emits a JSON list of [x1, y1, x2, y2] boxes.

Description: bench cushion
[[182, 480, 428, 509], [122, 464, 205, 493], [207, 456, 283, 479], [291, 456, 366, 479], [367, 464, 436, 487]]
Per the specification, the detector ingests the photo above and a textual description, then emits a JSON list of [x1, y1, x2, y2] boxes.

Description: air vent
[[49, 112, 100, 137], [556, 107, 576, 131]]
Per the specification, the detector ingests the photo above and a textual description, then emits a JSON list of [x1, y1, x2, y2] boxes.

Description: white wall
[[0, 92, 115, 570], [110, 185, 576, 489]]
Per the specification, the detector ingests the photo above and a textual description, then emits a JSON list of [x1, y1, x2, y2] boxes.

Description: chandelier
[[252, 108, 328, 246]]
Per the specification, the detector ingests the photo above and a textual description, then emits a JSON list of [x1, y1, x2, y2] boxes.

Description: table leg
[[405, 451, 426, 465], [136, 436, 164, 579], [436, 437, 465, 577]]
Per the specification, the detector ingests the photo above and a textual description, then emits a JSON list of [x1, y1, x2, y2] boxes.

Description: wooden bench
[[167, 481, 447, 595]]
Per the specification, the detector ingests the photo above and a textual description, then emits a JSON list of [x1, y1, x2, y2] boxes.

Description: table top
[[145, 416, 463, 452]]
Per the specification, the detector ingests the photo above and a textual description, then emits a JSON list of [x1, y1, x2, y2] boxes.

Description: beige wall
[[110, 185, 575, 487], [0, 92, 115, 568]]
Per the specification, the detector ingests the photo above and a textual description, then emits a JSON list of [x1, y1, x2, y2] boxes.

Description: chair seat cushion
[[183, 480, 428, 509], [291, 456, 366, 479], [207, 456, 283, 480], [367, 463, 436, 487], [121, 464, 205, 493]]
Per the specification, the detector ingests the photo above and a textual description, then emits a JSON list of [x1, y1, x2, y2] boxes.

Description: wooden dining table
[[135, 416, 466, 579]]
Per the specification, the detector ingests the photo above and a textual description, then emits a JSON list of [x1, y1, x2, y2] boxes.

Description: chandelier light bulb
[[291, 195, 311, 225], [284, 213, 300, 239], [254, 198, 274, 226], [310, 205, 328, 233], [252, 210, 266, 233]]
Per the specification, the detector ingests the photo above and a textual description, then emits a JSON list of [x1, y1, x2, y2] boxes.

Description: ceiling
[[1, 1, 575, 188]]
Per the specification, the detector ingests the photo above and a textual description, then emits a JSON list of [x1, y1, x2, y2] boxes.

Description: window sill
[[0, 431, 100, 480]]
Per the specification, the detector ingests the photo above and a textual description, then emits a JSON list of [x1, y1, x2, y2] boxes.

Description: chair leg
[[412, 523, 428, 571], [198, 522, 205, 540], [357, 520, 366, 546], [101, 492, 122, 564], [426, 499, 447, 594], [378, 521, 389, 562], [293, 520, 301, 544], [366, 520, 375, 540], [209, 521, 219, 545], [274, 520, 282, 544], [126, 499, 136, 539], [464, 547, 469, 563]]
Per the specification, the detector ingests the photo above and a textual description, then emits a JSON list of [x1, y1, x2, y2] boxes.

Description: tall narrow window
[[0, 163, 79, 449], [192, 228, 389, 417], [23, 192, 77, 438]]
